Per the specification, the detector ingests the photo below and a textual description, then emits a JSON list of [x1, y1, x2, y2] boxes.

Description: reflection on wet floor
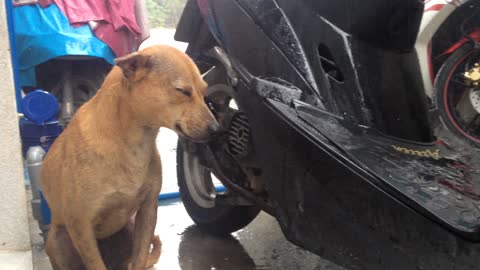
[[154, 199, 343, 270], [177, 226, 258, 270]]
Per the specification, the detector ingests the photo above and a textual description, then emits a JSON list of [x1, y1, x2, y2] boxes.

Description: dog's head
[[115, 45, 220, 142]]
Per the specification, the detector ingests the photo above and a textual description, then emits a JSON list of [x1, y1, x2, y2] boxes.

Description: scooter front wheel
[[177, 65, 260, 235], [176, 140, 260, 236]]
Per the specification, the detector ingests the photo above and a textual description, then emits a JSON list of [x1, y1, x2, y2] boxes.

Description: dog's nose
[[207, 121, 222, 135]]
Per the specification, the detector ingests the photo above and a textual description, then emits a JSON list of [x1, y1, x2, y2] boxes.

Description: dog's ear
[[115, 53, 151, 80]]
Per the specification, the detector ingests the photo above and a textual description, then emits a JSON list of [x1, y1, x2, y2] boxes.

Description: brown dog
[[40, 45, 219, 270]]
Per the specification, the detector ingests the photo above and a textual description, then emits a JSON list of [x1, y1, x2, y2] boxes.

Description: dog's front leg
[[131, 195, 158, 270], [66, 219, 107, 270]]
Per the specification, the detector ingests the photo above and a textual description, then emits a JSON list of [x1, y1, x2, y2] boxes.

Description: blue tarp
[[5, 0, 22, 112], [14, 4, 115, 87]]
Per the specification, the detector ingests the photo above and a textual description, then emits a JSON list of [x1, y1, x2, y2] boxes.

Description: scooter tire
[[177, 140, 260, 236]]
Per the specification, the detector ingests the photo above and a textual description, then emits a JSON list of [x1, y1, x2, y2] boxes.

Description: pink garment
[[38, 0, 54, 8], [38, 0, 144, 57], [95, 22, 138, 60]]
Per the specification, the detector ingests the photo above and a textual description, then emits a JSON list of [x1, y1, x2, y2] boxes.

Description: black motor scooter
[[174, 1, 480, 269]]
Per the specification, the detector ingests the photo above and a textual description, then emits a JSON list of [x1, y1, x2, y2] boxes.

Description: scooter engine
[[227, 112, 252, 159]]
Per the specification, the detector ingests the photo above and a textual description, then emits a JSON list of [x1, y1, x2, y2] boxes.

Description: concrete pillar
[[0, 1, 33, 269]]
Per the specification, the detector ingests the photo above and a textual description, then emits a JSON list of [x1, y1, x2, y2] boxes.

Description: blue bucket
[[19, 90, 63, 157], [20, 119, 63, 157]]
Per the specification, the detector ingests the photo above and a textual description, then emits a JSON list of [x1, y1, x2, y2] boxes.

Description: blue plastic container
[[22, 90, 59, 124], [19, 119, 63, 157], [19, 90, 63, 157]]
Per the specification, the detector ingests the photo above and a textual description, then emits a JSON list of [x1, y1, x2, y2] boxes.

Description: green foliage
[[145, 0, 187, 28], [145, 0, 165, 28]]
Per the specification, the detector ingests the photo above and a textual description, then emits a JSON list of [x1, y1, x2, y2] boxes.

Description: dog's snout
[[207, 120, 222, 135]]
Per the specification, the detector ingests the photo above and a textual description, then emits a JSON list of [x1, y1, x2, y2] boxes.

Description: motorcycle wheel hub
[[469, 89, 480, 114], [465, 63, 480, 85]]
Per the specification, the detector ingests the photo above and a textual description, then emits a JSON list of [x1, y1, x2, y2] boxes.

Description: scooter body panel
[[176, 0, 480, 268]]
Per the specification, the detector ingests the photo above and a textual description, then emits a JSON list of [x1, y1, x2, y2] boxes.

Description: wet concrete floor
[[32, 198, 344, 270], [153, 199, 343, 270]]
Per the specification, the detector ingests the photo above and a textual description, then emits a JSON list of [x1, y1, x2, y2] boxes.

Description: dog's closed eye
[[176, 88, 192, 97]]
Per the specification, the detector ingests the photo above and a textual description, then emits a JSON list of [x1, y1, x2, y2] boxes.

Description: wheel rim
[[443, 50, 480, 143], [182, 148, 217, 208], [182, 84, 237, 208]]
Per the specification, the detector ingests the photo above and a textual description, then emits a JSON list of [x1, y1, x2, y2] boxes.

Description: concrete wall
[[0, 2, 33, 269]]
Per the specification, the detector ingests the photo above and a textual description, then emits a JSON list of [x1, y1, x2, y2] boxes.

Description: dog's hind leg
[[99, 226, 133, 270], [99, 219, 160, 270], [66, 219, 108, 270], [46, 224, 84, 270]]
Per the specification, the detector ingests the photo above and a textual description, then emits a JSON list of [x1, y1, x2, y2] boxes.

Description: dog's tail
[[145, 235, 161, 269]]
